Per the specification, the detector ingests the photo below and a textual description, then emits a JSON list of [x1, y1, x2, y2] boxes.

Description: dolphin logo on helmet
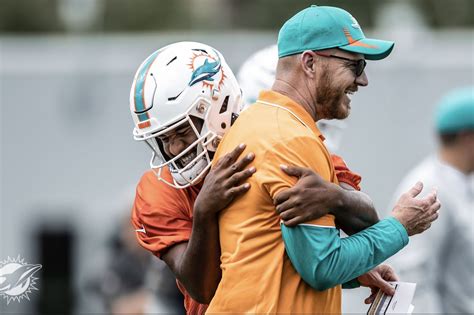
[[188, 54, 222, 87]]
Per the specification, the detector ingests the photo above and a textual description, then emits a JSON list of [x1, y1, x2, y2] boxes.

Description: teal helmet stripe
[[137, 112, 149, 122], [134, 50, 160, 121]]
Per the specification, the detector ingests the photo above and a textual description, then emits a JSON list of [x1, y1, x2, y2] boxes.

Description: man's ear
[[301, 51, 317, 78]]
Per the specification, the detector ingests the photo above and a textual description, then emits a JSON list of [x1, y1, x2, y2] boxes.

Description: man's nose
[[168, 138, 186, 157], [356, 71, 368, 87]]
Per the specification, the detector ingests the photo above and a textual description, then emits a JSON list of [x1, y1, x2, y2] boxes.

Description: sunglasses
[[314, 52, 367, 77]]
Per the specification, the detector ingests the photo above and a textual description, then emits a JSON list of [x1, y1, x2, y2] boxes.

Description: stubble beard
[[316, 67, 349, 120]]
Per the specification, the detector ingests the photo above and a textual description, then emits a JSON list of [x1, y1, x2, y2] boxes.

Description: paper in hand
[[367, 281, 416, 314]]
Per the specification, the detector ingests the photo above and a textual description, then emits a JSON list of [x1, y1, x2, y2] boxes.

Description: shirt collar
[[257, 90, 325, 141]]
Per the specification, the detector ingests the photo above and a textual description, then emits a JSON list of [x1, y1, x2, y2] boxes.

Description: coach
[[206, 5, 440, 313]]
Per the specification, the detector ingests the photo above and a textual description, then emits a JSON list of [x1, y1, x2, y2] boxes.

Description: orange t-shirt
[[131, 140, 361, 315]]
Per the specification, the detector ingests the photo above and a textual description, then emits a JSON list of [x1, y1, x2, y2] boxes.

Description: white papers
[[367, 282, 417, 314]]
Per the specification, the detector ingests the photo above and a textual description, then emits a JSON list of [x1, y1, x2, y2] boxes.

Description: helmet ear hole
[[219, 95, 230, 114]]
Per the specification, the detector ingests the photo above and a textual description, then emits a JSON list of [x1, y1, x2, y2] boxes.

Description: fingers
[[226, 183, 251, 199], [275, 197, 295, 214], [282, 216, 305, 227], [380, 264, 399, 282], [227, 152, 255, 174], [274, 189, 291, 206], [279, 208, 299, 222], [374, 276, 396, 296], [385, 269, 399, 282], [280, 164, 312, 178], [416, 189, 437, 213], [218, 143, 246, 167], [425, 211, 439, 225], [428, 199, 441, 214], [226, 166, 256, 188], [364, 289, 378, 304], [406, 181, 423, 198]]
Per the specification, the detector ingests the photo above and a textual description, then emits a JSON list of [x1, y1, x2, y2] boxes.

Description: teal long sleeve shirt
[[281, 217, 409, 291]]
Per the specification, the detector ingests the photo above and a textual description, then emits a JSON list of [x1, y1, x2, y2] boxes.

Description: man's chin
[[335, 104, 350, 119]]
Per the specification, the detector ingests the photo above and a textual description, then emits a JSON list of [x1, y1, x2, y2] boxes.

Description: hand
[[273, 165, 342, 226], [391, 182, 441, 236], [194, 143, 256, 217], [357, 264, 399, 304]]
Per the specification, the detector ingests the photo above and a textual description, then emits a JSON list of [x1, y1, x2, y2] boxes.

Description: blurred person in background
[[206, 6, 441, 313], [390, 87, 474, 314], [83, 216, 183, 314], [128, 40, 386, 314]]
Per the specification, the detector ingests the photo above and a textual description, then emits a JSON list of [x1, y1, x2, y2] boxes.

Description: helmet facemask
[[137, 98, 219, 188]]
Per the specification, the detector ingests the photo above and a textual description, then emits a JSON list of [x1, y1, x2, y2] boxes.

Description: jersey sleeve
[[131, 171, 193, 258], [331, 154, 362, 191]]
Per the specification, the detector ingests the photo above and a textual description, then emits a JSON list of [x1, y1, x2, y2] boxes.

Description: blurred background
[[1, 0, 473, 313]]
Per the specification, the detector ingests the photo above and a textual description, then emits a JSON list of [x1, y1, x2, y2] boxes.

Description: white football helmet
[[237, 44, 346, 153], [130, 42, 242, 188]]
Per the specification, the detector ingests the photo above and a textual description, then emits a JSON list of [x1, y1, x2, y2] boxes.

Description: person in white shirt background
[[389, 86, 474, 314]]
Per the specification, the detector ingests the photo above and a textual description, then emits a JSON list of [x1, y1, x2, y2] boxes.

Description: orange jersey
[[131, 137, 361, 314], [131, 168, 207, 315]]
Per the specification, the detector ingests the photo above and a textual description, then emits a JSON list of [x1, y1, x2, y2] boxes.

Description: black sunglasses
[[314, 52, 367, 77]]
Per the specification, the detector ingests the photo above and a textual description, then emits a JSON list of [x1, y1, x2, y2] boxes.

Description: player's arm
[[274, 164, 379, 235], [335, 183, 379, 235], [261, 137, 439, 291], [162, 144, 255, 304]]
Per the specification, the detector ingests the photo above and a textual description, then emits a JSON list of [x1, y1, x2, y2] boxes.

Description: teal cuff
[[386, 217, 409, 246], [342, 278, 360, 289]]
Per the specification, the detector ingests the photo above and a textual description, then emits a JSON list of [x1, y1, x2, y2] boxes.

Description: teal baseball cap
[[435, 87, 474, 133], [278, 5, 394, 60]]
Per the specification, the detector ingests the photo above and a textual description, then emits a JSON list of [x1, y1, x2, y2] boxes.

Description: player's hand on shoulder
[[195, 143, 256, 217], [274, 165, 342, 227]]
